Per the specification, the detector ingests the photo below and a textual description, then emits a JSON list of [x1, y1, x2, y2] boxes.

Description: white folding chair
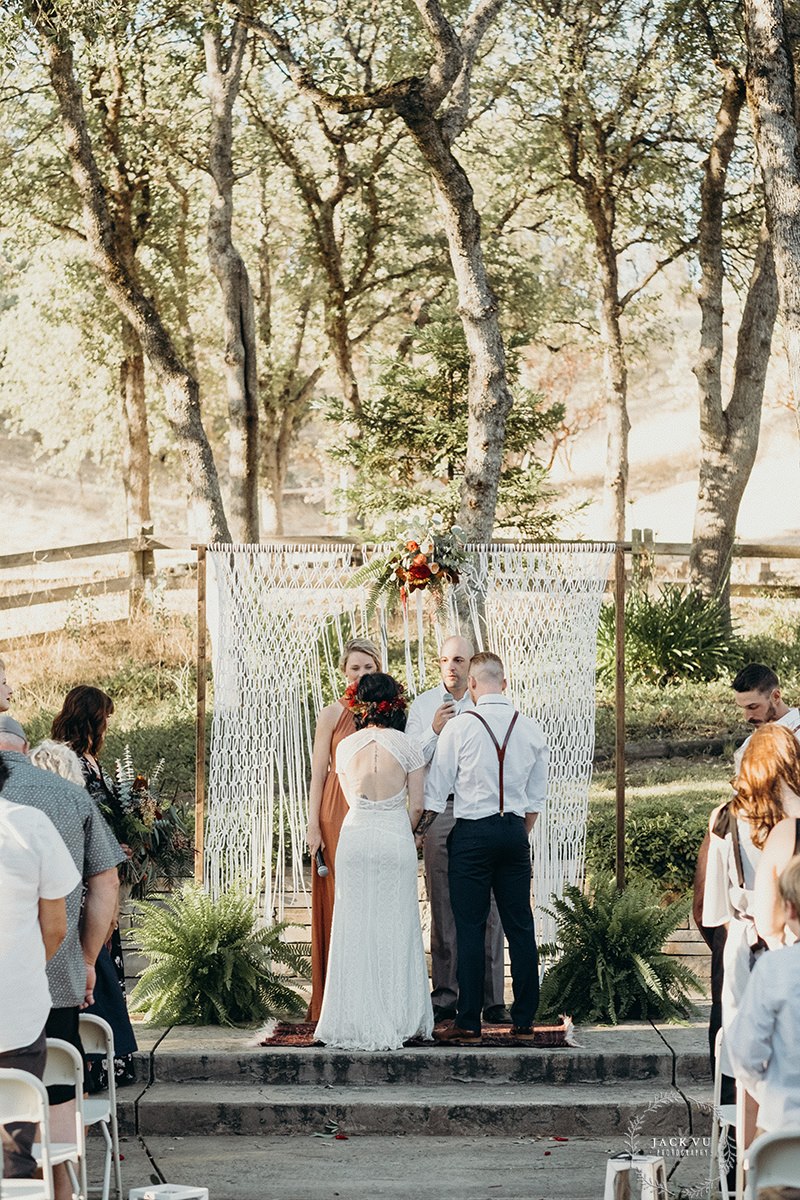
[[0, 1067, 54, 1199], [34, 1038, 86, 1200], [79, 1014, 123, 1200], [744, 1127, 800, 1200], [709, 1029, 746, 1200]]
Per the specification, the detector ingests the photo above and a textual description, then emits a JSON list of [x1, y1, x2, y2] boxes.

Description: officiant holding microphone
[[423, 652, 548, 1045]]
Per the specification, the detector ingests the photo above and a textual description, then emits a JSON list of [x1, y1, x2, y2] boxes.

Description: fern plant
[[130, 884, 309, 1026], [538, 877, 702, 1024]]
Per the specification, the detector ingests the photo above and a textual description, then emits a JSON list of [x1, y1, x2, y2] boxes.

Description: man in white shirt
[[405, 636, 507, 1023], [732, 663, 800, 770], [0, 754, 80, 1179], [728, 855, 800, 1169], [424, 652, 548, 1044]]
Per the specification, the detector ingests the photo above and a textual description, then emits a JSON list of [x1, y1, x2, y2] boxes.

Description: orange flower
[[429, 562, 441, 574], [412, 552, 428, 566], [406, 540, 419, 551]]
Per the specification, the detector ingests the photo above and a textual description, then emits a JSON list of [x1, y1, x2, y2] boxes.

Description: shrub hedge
[[585, 794, 711, 896]]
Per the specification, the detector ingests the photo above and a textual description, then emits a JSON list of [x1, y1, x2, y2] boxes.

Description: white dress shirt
[[424, 693, 548, 820], [405, 682, 475, 766], [727, 941, 800, 1131], [0, 798, 80, 1053]]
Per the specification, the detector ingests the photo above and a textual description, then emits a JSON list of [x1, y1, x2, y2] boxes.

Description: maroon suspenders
[[464, 709, 520, 813]]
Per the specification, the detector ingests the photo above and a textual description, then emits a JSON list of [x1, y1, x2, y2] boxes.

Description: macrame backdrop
[[204, 541, 613, 932]]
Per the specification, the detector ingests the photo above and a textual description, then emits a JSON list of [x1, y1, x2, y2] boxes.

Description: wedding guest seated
[[0, 714, 122, 1200], [728, 855, 800, 1199], [0, 750, 79, 1181], [51, 686, 138, 1091]]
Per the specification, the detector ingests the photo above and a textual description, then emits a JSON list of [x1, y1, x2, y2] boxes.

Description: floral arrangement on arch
[[353, 515, 469, 609], [104, 746, 193, 899]]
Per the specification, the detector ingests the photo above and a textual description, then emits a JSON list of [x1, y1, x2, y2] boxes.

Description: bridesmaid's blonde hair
[[339, 637, 381, 673]]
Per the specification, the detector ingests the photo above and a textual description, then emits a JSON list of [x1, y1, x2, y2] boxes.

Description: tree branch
[[618, 240, 698, 310]]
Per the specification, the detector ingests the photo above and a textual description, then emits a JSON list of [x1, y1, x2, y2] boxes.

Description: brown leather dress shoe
[[510, 1026, 537, 1043], [432, 1022, 482, 1045]]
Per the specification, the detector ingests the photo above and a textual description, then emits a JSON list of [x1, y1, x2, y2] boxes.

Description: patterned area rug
[[261, 1019, 575, 1048]]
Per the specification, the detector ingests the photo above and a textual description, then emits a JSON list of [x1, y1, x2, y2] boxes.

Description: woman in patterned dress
[[306, 638, 381, 1020], [51, 685, 138, 1090]]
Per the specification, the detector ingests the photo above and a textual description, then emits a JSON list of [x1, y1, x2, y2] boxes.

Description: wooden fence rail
[[1, 530, 799, 636]]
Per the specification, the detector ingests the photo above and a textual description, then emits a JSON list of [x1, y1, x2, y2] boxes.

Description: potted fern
[[130, 884, 309, 1026], [538, 877, 703, 1025]]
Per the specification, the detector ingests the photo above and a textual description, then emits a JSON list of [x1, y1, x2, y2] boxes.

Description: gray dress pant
[[423, 798, 505, 1009]]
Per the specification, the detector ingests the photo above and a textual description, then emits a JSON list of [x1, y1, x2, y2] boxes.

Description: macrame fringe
[[204, 541, 613, 940]]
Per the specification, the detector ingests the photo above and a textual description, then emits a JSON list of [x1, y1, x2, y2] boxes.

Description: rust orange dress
[[308, 699, 356, 1020]]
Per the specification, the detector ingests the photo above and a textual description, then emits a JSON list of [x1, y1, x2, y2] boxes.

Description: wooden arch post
[[615, 542, 626, 890], [194, 544, 207, 885]]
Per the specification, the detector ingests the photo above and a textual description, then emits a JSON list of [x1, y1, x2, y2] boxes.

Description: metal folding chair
[[0, 1067, 54, 1199], [79, 1014, 123, 1200]]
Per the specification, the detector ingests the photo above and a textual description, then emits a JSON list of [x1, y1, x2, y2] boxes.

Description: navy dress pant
[[448, 813, 539, 1033]]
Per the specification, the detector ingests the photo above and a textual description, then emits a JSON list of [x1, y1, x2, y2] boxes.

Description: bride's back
[[337, 728, 411, 802]]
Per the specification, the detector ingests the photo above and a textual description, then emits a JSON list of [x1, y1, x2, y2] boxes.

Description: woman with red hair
[[703, 723, 800, 1135], [752, 730, 800, 949]]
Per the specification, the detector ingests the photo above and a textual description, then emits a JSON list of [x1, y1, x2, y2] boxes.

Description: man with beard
[[732, 664, 800, 770]]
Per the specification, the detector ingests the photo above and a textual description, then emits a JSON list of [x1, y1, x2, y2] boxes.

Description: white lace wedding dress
[[315, 727, 434, 1050]]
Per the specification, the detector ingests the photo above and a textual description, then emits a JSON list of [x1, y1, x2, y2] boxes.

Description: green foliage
[[597, 586, 737, 685], [326, 312, 565, 535], [585, 795, 711, 896], [130, 885, 309, 1027], [105, 746, 192, 899], [735, 628, 800, 685], [538, 878, 702, 1024]]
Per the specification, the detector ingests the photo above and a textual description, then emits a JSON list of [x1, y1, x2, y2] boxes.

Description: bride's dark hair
[[350, 672, 407, 732]]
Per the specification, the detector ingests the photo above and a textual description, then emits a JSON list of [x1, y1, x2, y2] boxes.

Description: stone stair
[[119, 1022, 715, 1142]]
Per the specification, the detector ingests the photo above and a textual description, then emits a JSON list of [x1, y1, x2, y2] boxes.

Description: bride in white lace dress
[[315, 673, 434, 1050]]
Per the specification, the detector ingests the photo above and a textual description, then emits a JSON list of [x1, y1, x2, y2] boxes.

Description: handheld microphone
[[315, 848, 329, 877]]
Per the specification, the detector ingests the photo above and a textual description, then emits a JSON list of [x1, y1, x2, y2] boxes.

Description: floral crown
[[344, 680, 407, 717]]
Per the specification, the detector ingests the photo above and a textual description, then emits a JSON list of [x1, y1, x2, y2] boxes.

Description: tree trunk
[[398, 96, 513, 542], [744, 0, 800, 414], [690, 67, 779, 615], [32, 6, 230, 542], [119, 318, 152, 535], [204, 18, 260, 543], [691, 228, 778, 612], [582, 191, 629, 543], [261, 437, 286, 536]]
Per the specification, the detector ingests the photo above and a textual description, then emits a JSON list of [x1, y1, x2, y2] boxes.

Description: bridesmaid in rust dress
[[306, 637, 381, 1019]]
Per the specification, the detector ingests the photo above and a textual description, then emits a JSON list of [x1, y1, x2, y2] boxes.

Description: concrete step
[[144, 1042, 682, 1088], [122, 1079, 703, 1139]]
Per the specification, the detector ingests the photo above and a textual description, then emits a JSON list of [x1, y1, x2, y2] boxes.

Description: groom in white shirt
[[424, 652, 548, 1044], [405, 636, 508, 1024]]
